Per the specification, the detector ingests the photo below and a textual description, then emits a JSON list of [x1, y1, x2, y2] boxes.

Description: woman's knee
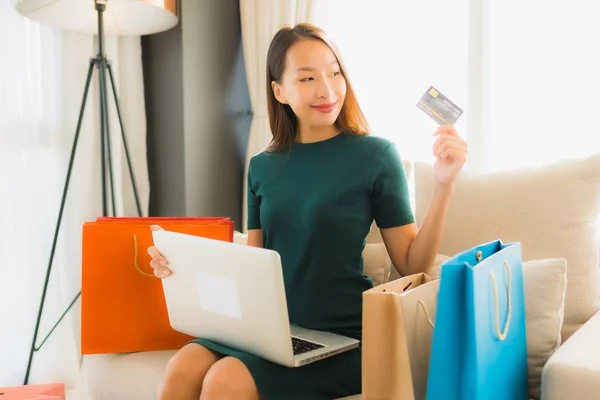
[[158, 344, 221, 400], [201, 357, 260, 400]]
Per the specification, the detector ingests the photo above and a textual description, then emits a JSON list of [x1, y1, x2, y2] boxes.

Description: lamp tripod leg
[[24, 1, 146, 385], [107, 62, 143, 217], [97, 56, 117, 217], [23, 58, 95, 385]]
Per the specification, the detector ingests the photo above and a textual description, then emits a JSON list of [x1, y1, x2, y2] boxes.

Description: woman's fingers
[[147, 244, 171, 278], [147, 245, 167, 265], [433, 124, 459, 137], [433, 134, 467, 156], [438, 147, 467, 164], [150, 259, 172, 278]]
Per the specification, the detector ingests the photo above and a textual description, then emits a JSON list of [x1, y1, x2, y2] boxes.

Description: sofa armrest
[[541, 310, 600, 400]]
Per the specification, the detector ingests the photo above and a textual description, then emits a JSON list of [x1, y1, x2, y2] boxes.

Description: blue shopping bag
[[426, 240, 528, 400]]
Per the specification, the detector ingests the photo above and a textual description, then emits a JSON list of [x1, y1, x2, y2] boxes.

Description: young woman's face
[[272, 39, 347, 130]]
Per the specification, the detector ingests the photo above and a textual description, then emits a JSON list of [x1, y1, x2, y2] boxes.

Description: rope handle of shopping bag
[[478, 251, 512, 341], [417, 300, 435, 328], [133, 234, 157, 278], [490, 262, 512, 340]]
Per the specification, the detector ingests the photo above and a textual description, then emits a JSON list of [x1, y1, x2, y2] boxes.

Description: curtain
[[0, 0, 149, 389], [239, 0, 319, 232]]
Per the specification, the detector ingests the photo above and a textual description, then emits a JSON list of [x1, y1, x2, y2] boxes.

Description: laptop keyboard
[[292, 336, 325, 355]]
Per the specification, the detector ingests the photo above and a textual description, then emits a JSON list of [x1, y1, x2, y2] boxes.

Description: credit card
[[416, 86, 463, 125]]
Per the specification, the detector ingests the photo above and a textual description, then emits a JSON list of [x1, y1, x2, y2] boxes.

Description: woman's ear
[[271, 81, 288, 104]]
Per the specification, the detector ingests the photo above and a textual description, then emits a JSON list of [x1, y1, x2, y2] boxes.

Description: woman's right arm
[[247, 229, 263, 248]]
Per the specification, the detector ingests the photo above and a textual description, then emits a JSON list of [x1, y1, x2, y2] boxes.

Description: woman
[[148, 23, 467, 400]]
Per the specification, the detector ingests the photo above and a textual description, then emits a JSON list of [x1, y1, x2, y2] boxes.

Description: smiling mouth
[[311, 101, 338, 112]]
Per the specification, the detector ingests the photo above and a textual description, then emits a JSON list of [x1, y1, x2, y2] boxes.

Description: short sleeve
[[372, 143, 415, 229], [247, 160, 262, 230]]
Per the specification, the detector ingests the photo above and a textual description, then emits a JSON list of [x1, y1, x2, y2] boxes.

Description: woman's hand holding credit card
[[416, 86, 468, 187]]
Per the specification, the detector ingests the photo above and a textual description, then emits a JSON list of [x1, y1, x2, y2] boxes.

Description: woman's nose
[[316, 77, 334, 99]]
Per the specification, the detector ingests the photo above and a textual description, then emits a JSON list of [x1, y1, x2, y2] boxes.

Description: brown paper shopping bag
[[362, 273, 440, 400]]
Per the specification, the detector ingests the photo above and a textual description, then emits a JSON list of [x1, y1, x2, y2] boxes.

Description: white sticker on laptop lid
[[195, 271, 243, 319]]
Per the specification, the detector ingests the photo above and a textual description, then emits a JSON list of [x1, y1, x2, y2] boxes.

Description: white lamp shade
[[15, 0, 178, 36]]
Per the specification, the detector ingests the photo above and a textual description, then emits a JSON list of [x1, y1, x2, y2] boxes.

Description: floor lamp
[[15, 0, 178, 385]]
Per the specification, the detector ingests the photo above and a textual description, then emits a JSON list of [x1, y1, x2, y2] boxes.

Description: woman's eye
[[300, 77, 313, 82], [331, 71, 341, 77]]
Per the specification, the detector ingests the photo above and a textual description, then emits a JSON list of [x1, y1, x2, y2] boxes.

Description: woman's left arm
[[381, 125, 468, 276]]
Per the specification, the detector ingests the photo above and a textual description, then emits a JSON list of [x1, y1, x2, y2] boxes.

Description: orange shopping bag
[[81, 217, 234, 354]]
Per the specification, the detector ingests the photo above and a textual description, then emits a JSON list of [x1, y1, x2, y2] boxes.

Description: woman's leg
[[200, 356, 260, 400], [157, 343, 223, 400]]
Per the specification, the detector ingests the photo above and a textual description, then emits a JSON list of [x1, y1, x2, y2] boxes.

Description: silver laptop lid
[[152, 229, 296, 366]]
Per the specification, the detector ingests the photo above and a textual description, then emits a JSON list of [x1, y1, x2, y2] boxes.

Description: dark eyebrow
[[296, 60, 339, 72]]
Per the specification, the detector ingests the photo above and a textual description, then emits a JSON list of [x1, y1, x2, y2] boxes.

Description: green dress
[[191, 132, 414, 399]]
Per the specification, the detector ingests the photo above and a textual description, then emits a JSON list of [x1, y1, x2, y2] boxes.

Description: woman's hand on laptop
[[147, 225, 172, 278]]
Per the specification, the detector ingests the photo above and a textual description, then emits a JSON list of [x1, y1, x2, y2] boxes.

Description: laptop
[[152, 229, 359, 367]]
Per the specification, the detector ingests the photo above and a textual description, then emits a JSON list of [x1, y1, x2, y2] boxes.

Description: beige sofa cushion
[[362, 243, 392, 286], [83, 350, 175, 399], [414, 154, 600, 342], [365, 222, 384, 244], [523, 258, 567, 399]]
